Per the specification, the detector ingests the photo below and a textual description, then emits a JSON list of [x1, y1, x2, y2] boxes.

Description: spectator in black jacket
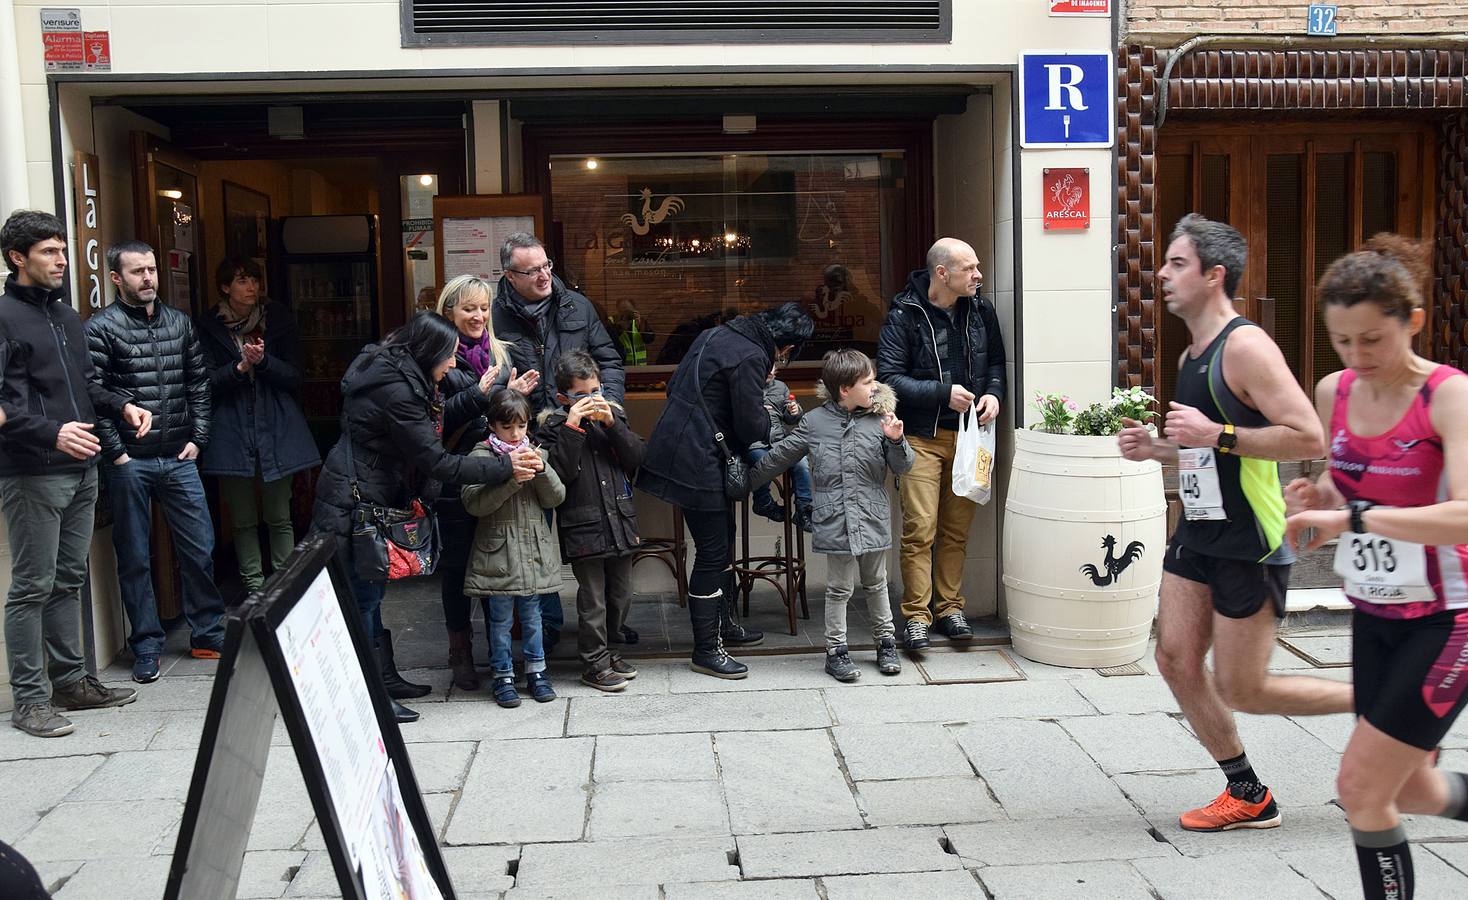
[[0, 211, 146, 738], [195, 257, 320, 594], [311, 311, 528, 723], [87, 240, 225, 686], [876, 238, 1006, 653], [639, 302, 814, 680]]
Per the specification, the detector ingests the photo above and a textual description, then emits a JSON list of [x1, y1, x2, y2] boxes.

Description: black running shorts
[[1163, 540, 1290, 620], [1353, 608, 1468, 750]]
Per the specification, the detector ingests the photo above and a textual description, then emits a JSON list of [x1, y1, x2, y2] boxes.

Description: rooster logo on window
[[620, 188, 685, 236], [1080, 534, 1146, 587]]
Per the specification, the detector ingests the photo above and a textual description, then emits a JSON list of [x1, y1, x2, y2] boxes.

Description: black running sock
[[1353, 826, 1413, 900], [1443, 771, 1468, 822], [1218, 753, 1265, 800]]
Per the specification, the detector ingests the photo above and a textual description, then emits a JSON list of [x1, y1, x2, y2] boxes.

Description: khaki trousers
[[898, 430, 978, 624]]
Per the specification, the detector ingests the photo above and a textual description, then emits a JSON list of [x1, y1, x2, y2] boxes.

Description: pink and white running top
[[1329, 365, 1468, 618]]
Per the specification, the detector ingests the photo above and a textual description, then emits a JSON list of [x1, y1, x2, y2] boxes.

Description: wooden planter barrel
[[1001, 429, 1166, 668]]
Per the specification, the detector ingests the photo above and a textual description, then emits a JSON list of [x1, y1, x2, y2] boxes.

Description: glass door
[[131, 133, 205, 317]]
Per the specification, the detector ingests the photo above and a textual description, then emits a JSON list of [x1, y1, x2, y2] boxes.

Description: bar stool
[[732, 472, 809, 635], [631, 504, 688, 607]]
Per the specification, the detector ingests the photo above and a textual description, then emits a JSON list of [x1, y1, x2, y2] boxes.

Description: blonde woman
[[435, 275, 539, 690]]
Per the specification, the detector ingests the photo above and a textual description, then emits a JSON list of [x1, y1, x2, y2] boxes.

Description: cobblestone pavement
[[6, 621, 1468, 899]]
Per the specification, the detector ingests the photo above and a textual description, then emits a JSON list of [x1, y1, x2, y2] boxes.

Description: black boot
[[689, 591, 748, 679], [718, 576, 764, 646], [389, 697, 419, 723], [375, 631, 431, 699]]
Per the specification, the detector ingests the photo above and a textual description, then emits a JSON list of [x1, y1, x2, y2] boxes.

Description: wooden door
[[131, 133, 206, 317]]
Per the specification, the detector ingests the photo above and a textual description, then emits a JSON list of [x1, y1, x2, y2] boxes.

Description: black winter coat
[[876, 268, 1006, 438], [637, 316, 775, 512], [491, 276, 625, 416], [538, 407, 645, 560], [0, 276, 131, 476], [195, 302, 320, 481], [85, 300, 211, 461], [310, 344, 512, 538], [434, 347, 511, 555]]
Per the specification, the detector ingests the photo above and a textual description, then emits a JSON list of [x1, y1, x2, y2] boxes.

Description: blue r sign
[[1019, 51, 1115, 149]]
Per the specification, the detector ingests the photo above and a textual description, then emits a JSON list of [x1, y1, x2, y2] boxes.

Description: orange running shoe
[[1178, 784, 1282, 832], [189, 646, 222, 660]]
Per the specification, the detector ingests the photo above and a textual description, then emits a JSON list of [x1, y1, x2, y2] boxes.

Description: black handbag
[[692, 338, 751, 501], [342, 414, 440, 582]]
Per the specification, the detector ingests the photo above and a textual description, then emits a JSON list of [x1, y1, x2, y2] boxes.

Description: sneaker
[[1179, 785, 1282, 832], [190, 644, 223, 660], [581, 667, 628, 692], [876, 637, 902, 675], [933, 612, 974, 641], [824, 644, 860, 682], [904, 620, 930, 652], [609, 655, 638, 680], [11, 703, 74, 738], [52, 674, 137, 711], [526, 672, 557, 703], [492, 676, 521, 708], [132, 654, 161, 684]]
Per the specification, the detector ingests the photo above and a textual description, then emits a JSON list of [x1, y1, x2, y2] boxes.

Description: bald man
[[876, 239, 1006, 652]]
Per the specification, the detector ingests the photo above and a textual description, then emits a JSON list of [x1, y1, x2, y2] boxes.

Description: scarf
[[216, 300, 266, 351], [459, 330, 495, 378], [486, 434, 530, 456]]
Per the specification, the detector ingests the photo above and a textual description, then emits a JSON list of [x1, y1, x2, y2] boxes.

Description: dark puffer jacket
[[876, 268, 1006, 438], [637, 316, 775, 512], [538, 405, 645, 560], [194, 301, 320, 481], [492, 276, 625, 416], [310, 344, 512, 539], [85, 300, 211, 461], [435, 346, 511, 563]]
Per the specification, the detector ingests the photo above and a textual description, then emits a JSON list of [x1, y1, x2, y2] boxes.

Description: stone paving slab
[[665, 654, 925, 692], [1148, 804, 1347, 858], [1427, 840, 1468, 875], [1109, 769, 1227, 822], [976, 860, 1158, 899], [124, 675, 220, 712], [593, 732, 718, 782], [65, 748, 199, 802], [568, 690, 831, 735], [855, 777, 1005, 827], [830, 723, 973, 781], [823, 868, 987, 898], [238, 849, 308, 899], [716, 729, 863, 834], [15, 799, 184, 862], [943, 817, 1174, 867], [1132, 850, 1332, 899], [282, 851, 339, 897], [1061, 713, 1214, 775], [0, 754, 105, 843], [398, 698, 568, 744], [513, 837, 738, 887], [736, 826, 961, 879], [1282, 845, 1468, 898], [445, 737, 593, 845], [1071, 674, 1182, 715], [1399, 811, 1468, 841], [51, 856, 173, 900], [246, 756, 316, 852], [33, 860, 83, 895], [0, 708, 166, 760], [823, 680, 1094, 725], [588, 780, 730, 839], [1286, 711, 1356, 754], [403, 741, 476, 794], [949, 719, 1137, 820], [913, 648, 1025, 685], [504, 886, 659, 900], [662, 879, 819, 899], [440, 845, 518, 894]]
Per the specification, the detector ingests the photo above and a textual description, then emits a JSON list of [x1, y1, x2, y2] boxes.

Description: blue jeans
[[746, 448, 813, 509], [105, 457, 226, 657], [487, 595, 544, 679], [349, 567, 385, 641]]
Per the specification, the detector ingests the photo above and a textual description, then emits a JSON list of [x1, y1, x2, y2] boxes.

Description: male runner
[[1118, 214, 1353, 831]]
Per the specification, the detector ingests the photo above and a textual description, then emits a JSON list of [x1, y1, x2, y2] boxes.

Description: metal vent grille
[[404, 0, 950, 46]]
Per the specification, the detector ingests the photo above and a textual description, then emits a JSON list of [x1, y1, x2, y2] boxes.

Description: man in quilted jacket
[[87, 240, 225, 685]]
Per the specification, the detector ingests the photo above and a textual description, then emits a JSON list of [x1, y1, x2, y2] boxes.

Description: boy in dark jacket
[[538, 350, 646, 692]]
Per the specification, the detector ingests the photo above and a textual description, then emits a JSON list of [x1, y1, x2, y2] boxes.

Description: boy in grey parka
[[750, 350, 913, 681]]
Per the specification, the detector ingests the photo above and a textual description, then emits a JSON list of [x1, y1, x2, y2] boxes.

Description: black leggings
[[439, 507, 475, 631], [682, 505, 737, 599]]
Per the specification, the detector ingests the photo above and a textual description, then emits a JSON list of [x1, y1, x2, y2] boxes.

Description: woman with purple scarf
[[435, 275, 539, 689]]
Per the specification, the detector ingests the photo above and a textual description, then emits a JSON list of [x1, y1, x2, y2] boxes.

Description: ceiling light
[[418, 174, 435, 187], [157, 189, 183, 200], [585, 158, 599, 170]]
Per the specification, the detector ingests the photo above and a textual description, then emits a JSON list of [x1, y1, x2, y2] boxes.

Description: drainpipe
[[1154, 33, 1468, 130], [0, 0, 30, 211]]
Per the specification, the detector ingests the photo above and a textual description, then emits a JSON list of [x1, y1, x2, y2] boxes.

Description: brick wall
[[1125, 1, 1464, 46]]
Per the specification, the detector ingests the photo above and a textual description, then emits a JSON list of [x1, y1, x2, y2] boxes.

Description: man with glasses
[[492, 232, 625, 652]]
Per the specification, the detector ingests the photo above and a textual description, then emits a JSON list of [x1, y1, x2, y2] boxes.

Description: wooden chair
[[631, 504, 688, 607], [732, 472, 809, 635]]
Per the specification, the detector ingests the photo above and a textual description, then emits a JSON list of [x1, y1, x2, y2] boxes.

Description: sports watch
[[1215, 423, 1237, 455], [1348, 499, 1374, 534]]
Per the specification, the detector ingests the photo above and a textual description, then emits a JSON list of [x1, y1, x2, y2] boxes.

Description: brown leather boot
[[447, 629, 479, 691]]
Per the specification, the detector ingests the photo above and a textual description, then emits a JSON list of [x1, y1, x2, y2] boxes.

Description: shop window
[[548, 152, 907, 377]]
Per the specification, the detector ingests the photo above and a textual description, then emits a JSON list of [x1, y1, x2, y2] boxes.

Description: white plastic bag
[[951, 409, 996, 505]]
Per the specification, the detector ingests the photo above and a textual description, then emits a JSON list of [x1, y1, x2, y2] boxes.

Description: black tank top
[[1172, 317, 1294, 565]]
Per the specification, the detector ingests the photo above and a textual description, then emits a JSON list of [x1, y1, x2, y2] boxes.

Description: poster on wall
[[1050, 0, 1110, 15], [40, 8, 83, 73], [82, 31, 110, 71], [441, 215, 534, 282]]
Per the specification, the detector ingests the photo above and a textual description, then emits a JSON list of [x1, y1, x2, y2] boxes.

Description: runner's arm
[[1228, 328, 1326, 461], [1306, 372, 1346, 507]]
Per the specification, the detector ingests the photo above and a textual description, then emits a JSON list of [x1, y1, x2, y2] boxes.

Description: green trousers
[[218, 474, 295, 592]]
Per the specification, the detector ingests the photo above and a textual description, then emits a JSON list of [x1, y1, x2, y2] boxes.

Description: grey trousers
[[572, 555, 633, 671], [0, 468, 96, 705], [825, 550, 896, 648]]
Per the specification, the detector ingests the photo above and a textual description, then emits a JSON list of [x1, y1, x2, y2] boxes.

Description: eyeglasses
[[507, 260, 554, 277], [567, 388, 603, 401]]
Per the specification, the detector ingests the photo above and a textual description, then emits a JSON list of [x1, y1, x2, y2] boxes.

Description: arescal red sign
[[1050, 0, 1111, 16], [1042, 168, 1090, 231]]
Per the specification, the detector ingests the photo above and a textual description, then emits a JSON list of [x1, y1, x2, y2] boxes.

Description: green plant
[[1030, 387, 1158, 437], [1031, 391, 1079, 434]]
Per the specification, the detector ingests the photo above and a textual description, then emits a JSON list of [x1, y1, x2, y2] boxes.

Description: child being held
[[745, 363, 814, 532], [537, 350, 647, 692], [750, 349, 913, 681], [461, 389, 566, 708]]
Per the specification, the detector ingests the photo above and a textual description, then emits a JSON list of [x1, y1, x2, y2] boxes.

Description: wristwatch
[[1348, 499, 1374, 534], [1216, 423, 1237, 455]]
